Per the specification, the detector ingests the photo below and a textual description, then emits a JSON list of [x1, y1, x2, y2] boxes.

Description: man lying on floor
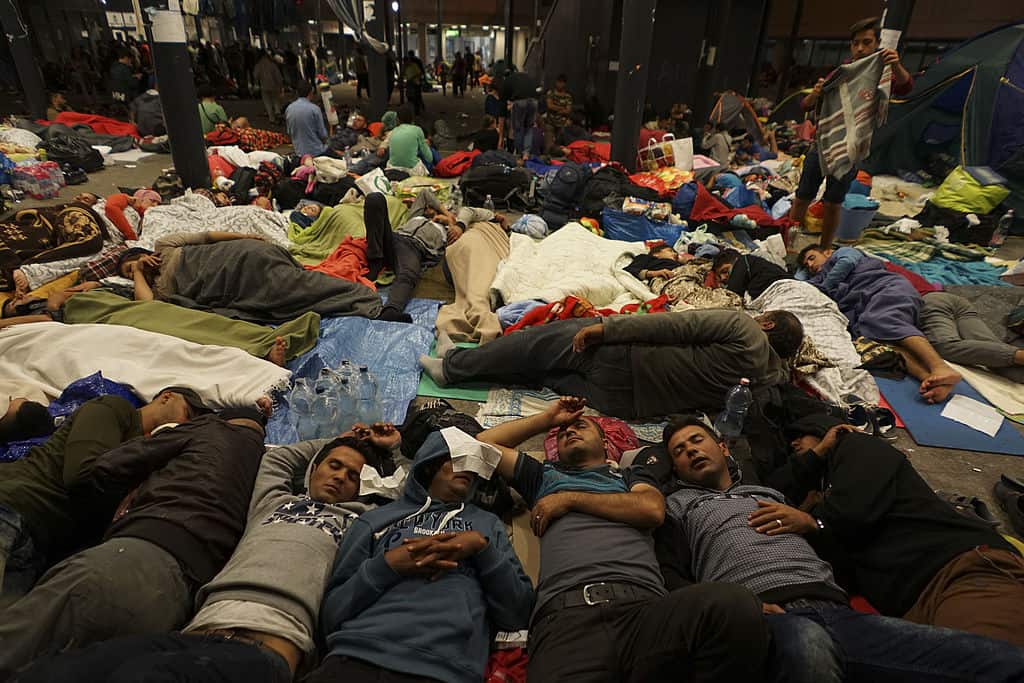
[[14, 430, 391, 682], [118, 229, 382, 324], [475, 396, 770, 682], [798, 245, 962, 402], [0, 388, 205, 599], [421, 308, 804, 419], [651, 415, 1024, 681], [0, 408, 268, 678], [363, 189, 506, 323], [764, 414, 1024, 648]]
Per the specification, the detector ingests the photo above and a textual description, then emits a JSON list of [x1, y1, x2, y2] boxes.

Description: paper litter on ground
[[941, 394, 1004, 437]]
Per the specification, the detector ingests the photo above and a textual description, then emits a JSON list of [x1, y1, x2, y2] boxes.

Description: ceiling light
[[391, 1, 399, 11]]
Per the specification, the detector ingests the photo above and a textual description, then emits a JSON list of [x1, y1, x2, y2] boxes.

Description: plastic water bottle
[[713, 378, 753, 439], [449, 183, 463, 211], [483, 194, 495, 211], [354, 365, 382, 423], [290, 379, 317, 440], [990, 209, 1014, 248], [336, 359, 356, 385], [335, 378, 357, 432], [312, 369, 340, 438]]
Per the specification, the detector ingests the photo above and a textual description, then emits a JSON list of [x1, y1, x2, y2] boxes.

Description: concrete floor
[[13, 84, 1024, 533]]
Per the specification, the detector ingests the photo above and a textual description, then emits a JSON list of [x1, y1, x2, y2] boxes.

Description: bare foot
[[919, 367, 962, 404], [12, 269, 28, 296], [256, 396, 273, 417], [265, 336, 287, 366]]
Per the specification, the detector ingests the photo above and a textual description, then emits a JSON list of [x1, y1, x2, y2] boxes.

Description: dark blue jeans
[[12, 632, 291, 683], [767, 600, 1024, 683], [0, 505, 44, 599]]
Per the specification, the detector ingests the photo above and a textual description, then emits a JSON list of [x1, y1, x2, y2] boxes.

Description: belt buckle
[[583, 582, 611, 606]]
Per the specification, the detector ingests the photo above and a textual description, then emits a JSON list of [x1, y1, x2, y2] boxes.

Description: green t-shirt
[[198, 100, 229, 134], [388, 123, 431, 170], [0, 395, 142, 558]]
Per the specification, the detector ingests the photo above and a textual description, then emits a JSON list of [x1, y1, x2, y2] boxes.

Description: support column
[[418, 22, 428, 62], [747, 0, 771, 97], [0, 0, 46, 118], [610, 0, 657, 170], [143, 7, 209, 189], [774, 0, 803, 104], [503, 0, 514, 67], [435, 0, 443, 63], [366, 0, 390, 119]]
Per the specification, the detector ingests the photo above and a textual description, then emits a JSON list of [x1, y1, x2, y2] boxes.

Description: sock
[[378, 306, 413, 323], [419, 355, 449, 386], [435, 330, 456, 358]]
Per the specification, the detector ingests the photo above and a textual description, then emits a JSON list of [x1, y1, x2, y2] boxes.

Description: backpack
[[434, 150, 481, 178], [460, 164, 536, 212], [39, 134, 104, 173], [580, 165, 661, 219], [152, 170, 185, 202], [540, 162, 590, 230], [228, 166, 257, 204], [471, 149, 518, 169]]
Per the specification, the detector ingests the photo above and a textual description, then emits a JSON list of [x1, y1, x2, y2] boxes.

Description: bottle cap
[[740, 378, 750, 385]]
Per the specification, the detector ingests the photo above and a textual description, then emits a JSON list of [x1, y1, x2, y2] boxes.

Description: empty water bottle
[[335, 378, 357, 431], [312, 369, 340, 438], [990, 209, 1014, 248], [449, 183, 463, 212], [713, 378, 753, 439], [483, 194, 495, 212], [354, 365, 382, 423], [289, 379, 317, 440]]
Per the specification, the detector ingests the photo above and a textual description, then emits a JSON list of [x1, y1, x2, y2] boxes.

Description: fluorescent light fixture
[[307, 19, 316, 24], [482, 25, 490, 30], [391, 1, 399, 11]]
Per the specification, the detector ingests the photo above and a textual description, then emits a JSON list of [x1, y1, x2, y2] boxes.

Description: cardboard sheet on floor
[[874, 376, 1024, 456], [265, 298, 441, 444], [416, 342, 492, 402]]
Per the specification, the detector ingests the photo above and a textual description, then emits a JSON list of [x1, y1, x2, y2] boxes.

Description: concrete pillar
[[367, 0, 390, 119], [504, 0, 514, 66], [418, 23, 428, 62], [610, 0, 657, 170], [513, 28, 527, 69]]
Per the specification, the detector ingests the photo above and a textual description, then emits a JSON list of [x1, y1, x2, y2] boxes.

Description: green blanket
[[857, 226, 992, 263], [288, 195, 409, 265]]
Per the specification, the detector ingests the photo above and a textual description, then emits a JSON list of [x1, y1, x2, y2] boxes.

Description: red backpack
[[434, 150, 481, 178]]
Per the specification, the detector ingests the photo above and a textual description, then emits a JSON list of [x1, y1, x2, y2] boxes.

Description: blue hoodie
[[320, 431, 535, 683]]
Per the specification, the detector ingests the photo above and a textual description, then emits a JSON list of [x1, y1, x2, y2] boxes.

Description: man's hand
[[446, 224, 464, 244], [811, 424, 858, 458], [880, 48, 901, 67], [762, 602, 786, 615], [404, 530, 488, 568], [650, 268, 675, 279], [572, 323, 605, 352], [385, 541, 450, 577], [492, 213, 509, 229], [542, 396, 586, 429], [138, 254, 162, 272], [530, 492, 576, 536], [748, 500, 816, 536], [812, 78, 825, 96], [352, 422, 402, 449]]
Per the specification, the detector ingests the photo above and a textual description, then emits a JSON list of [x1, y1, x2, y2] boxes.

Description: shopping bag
[[636, 134, 693, 171], [354, 167, 393, 196]]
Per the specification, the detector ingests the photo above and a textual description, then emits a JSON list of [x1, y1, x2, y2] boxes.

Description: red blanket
[[689, 182, 793, 230], [503, 294, 669, 335], [305, 237, 375, 290], [54, 112, 140, 139]]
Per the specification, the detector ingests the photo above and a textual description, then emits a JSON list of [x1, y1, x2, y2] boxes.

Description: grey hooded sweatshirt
[[185, 438, 373, 654]]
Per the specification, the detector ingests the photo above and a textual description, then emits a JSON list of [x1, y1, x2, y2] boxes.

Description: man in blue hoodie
[[312, 430, 534, 683], [477, 396, 769, 682]]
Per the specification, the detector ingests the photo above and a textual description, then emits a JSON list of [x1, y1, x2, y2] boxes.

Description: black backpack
[[540, 162, 590, 230], [471, 149, 518, 169], [580, 165, 661, 218], [228, 166, 257, 204], [39, 134, 104, 173], [460, 164, 536, 212]]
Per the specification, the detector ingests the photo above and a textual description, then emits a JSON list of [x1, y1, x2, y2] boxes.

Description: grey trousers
[[0, 536, 192, 679], [920, 292, 1024, 383], [443, 317, 637, 418]]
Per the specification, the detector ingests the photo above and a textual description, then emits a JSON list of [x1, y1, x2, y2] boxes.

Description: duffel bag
[[460, 164, 536, 212], [39, 134, 104, 173]]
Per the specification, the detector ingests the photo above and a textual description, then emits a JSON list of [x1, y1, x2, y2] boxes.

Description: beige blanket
[[436, 221, 509, 343]]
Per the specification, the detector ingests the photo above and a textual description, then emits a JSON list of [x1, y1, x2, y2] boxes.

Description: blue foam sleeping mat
[[874, 375, 1024, 456], [265, 298, 442, 444]]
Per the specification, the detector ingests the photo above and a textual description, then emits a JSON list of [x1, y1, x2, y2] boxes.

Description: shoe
[[936, 490, 1001, 529], [993, 476, 1024, 537]]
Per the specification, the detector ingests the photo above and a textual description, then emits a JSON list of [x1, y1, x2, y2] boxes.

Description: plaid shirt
[[79, 244, 129, 282]]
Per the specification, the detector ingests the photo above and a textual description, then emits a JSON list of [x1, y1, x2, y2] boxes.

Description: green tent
[[865, 23, 1024, 213]]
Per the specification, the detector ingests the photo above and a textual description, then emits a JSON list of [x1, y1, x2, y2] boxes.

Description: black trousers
[[304, 655, 441, 683], [363, 193, 426, 315], [528, 583, 769, 683], [443, 317, 637, 418], [12, 632, 290, 683]]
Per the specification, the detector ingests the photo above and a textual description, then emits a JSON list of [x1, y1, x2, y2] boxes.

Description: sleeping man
[[798, 245, 961, 402]]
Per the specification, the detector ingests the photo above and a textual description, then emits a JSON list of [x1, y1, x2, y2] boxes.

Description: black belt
[[534, 582, 660, 624]]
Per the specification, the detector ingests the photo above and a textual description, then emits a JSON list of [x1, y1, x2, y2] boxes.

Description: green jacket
[[0, 396, 142, 559]]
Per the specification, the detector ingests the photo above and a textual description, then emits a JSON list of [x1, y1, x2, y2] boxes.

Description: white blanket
[[0, 322, 290, 416], [135, 191, 290, 250], [491, 223, 649, 308], [748, 280, 879, 404]]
